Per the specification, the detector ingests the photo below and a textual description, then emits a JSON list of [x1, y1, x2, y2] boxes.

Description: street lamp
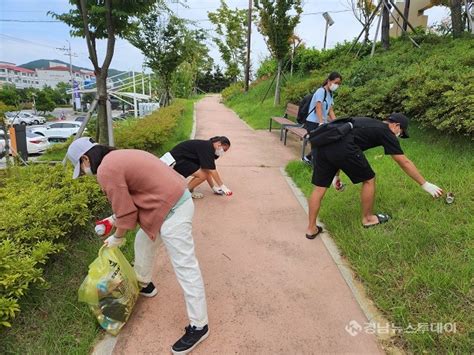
[[322, 12, 335, 50]]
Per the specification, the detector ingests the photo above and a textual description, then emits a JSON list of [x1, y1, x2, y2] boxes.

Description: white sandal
[[191, 191, 204, 199]]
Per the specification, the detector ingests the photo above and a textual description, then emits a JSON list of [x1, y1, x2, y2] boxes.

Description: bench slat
[[271, 116, 296, 125], [286, 126, 307, 138]]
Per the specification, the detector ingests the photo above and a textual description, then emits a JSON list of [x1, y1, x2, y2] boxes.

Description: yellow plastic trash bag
[[78, 245, 139, 335]]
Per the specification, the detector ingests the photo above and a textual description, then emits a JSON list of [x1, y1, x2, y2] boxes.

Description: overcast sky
[[0, 0, 450, 73]]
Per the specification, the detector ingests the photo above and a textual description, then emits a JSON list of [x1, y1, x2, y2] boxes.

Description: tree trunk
[[381, 1, 391, 50], [402, 0, 410, 32], [274, 59, 282, 106], [96, 75, 109, 144], [0, 121, 11, 168], [450, 0, 464, 38], [364, 27, 370, 43]]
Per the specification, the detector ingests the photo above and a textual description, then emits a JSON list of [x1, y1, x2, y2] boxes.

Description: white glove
[[104, 234, 125, 248], [331, 176, 345, 191], [220, 184, 232, 196], [212, 185, 225, 195], [421, 182, 443, 198]]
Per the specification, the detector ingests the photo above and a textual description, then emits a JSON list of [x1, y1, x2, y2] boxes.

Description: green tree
[[127, 12, 203, 106], [42, 86, 63, 105], [49, 0, 157, 144], [208, 1, 249, 81], [0, 85, 20, 106], [254, 0, 302, 105], [55, 82, 71, 105], [36, 91, 56, 114], [348, 0, 376, 43]]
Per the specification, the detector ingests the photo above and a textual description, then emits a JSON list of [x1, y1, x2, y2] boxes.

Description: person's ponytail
[[322, 71, 342, 87]]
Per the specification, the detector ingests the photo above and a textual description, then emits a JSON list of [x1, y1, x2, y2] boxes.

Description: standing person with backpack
[[301, 72, 344, 190]]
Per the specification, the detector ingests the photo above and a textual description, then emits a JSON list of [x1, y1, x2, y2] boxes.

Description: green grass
[[285, 123, 474, 353], [0, 97, 197, 354], [225, 79, 290, 129]]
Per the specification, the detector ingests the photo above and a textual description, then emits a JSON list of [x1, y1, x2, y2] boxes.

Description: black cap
[[388, 113, 409, 138]]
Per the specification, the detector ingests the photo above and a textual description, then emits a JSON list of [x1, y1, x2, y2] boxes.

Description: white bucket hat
[[66, 137, 97, 179]]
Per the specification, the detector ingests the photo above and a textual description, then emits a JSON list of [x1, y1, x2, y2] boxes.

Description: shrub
[[114, 100, 185, 152], [279, 37, 473, 137], [0, 165, 108, 327], [256, 58, 277, 78], [221, 82, 244, 101]]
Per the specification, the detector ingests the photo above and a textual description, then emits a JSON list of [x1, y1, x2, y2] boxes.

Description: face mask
[[329, 83, 339, 92], [84, 167, 94, 176], [215, 148, 224, 157]]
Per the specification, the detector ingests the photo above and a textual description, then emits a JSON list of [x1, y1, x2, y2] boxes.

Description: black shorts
[[173, 160, 200, 178], [311, 135, 375, 187]]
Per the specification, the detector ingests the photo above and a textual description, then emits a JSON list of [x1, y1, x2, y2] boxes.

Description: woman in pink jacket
[[67, 137, 208, 355]]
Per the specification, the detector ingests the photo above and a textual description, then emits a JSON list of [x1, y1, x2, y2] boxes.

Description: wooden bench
[[269, 103, 310, 159], [284, 126, 309, 160], [269, 103, 302, 141]]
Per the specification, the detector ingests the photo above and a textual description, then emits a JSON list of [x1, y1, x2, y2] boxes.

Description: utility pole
[[244, 0, 252, 92], [57, 40, 78, 111]]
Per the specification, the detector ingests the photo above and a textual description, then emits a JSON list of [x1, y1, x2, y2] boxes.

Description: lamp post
[[322, 12, 335, 50]]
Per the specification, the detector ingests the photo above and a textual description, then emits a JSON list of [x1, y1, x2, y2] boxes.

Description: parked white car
[[5, 112, 33, 125], [0, 129, 50, 155], [25, 130, 50, 154], [5, 111, 46, 125], [31, 121, 83, 143], [19, 112, 46, 125]]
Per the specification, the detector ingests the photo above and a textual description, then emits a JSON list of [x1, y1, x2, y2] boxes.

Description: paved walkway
[[114, 96, 382, 354]]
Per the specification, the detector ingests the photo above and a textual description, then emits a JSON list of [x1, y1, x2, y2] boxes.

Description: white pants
[[134, 197, 208, 327]]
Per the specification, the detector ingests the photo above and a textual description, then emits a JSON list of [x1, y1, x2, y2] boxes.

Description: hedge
[[0, 166, 108, 327], [113, 100, 185, 152]]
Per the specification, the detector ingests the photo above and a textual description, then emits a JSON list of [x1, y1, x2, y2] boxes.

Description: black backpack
[[307, 117, 354, 147], [296, 88, 329, 124]]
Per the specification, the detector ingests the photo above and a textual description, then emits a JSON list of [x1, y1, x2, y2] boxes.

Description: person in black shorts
[[169, 136, 231, 199], [306, 113, 443, 239]]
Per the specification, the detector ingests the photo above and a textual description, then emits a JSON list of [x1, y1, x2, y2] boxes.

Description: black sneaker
[[139, 282, 158, 297], [171, 324, 209, 354]]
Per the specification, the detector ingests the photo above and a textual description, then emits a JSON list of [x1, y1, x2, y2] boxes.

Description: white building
[[36, 65, 94, 89], [0, 61, 95, 89], [0, 62, 39, 89]]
